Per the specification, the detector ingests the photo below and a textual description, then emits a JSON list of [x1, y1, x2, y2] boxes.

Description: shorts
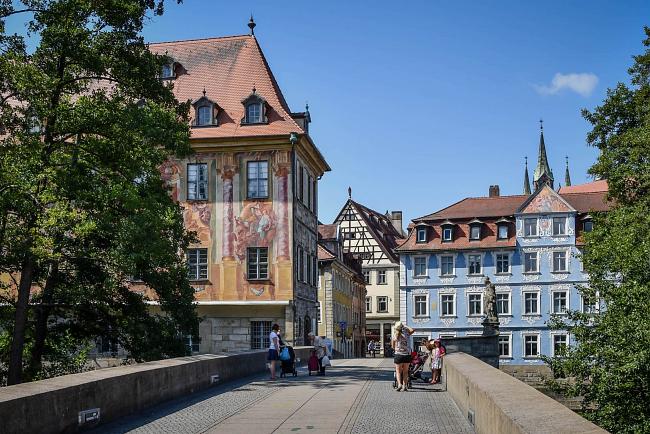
[[394, 353, 412, 364], [267, 349, 279, 361]]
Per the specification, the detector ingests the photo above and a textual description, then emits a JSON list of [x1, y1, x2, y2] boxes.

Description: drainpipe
[[289, 132, 298, 345]]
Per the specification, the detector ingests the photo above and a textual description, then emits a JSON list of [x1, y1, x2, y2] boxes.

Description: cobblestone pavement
[[93, 358, 474, 434]]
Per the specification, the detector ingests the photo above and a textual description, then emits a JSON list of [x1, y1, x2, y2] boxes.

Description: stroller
[[307, 350, 320, 376], [392, 350, 429, 388], [279, 345, 298, 377]]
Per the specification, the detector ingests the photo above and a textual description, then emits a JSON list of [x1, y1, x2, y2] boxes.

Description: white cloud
[[535, 72, 599, 97]]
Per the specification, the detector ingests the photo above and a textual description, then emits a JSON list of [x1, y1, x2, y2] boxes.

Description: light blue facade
[[399, 189, 593, 366]]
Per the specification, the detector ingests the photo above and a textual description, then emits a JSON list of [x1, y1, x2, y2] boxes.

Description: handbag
[[279, 347, 291, 361], [321, 355, 331, 367]]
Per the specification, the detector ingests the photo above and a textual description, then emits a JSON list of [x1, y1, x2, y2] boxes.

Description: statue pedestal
[[482, 317, 500, 336]]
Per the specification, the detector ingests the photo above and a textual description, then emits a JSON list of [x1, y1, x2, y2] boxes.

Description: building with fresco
[[396, 125, 611, 368], [333, 193, 405, 355], [140, 20, 330, 353], [316, 225, 367, 358]]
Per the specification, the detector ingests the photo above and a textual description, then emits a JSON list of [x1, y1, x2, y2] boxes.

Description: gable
[[518, 185, 575, 214]]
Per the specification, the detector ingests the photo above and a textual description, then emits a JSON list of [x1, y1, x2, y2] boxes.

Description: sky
[[7, 1, 650, 224]]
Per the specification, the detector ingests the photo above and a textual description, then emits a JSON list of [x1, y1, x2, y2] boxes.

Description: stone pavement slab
[[93, 358, 474, 434]]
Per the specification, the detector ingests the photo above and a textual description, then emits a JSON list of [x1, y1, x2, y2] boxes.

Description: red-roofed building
[[140, 21, 330, 353]]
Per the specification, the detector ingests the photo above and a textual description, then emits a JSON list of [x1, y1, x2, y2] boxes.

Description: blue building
[[396, 127, 610, 366]]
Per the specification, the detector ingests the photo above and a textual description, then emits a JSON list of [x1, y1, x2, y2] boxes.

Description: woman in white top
[[308, 332, 329, 375], [391, 321, 415, 392], [268, 324, 280, 380]]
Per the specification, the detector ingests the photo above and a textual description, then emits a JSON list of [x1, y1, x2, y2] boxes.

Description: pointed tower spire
[[565, 156, 572, 187], [533, 119, 554, 190], [523, 156, 531, 195], [248, 14, 256, 35]]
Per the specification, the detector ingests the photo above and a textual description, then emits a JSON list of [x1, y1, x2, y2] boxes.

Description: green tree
[[546, 27, 650, 433], [0, 0, 199, 386]]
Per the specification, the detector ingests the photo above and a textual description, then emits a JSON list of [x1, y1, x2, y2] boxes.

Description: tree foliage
[[0, 0, 198, 386], [546, 27, 650, 433]]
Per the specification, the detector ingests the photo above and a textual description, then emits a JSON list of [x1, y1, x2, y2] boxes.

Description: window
[[247, 247, 269, 280], [468, 254, 481, 275], [524, 252, 538, 273], [363, 270, 370, 284], [552, 334, 568, 356], [523, 291, 539, 315], [498, 334, 511, 358], [246, 103, 262, 123], [416, 227, 427, 243], [377, 269, 387, 284], [414, 257, 427, 277], [187, 248, 208, 280], [583, 220, 593, 232], [553, 251, 567, 272], [524, 218, 537, 237], [440, 255, 454, 276], [343, 231, 357, 240], [187, 163, 208, 200], [161, 63, 174, 78], [250, 321, 272, 350], [552, 291, 568, 314], [247, 161, 269, 199], [552, 217, 566, 236], [377, 296, 388, 313], [307, 253, 313, 285], [496, 293, 510, 315], [496, 253, 510, 274], [441, 294, 455, 316], [582, 295, 599, 314], [197, 105, 212, 126], [497, 224, 509, 240], [468, 293, 482, 316], [365, 296, 372, 313], [312, 256, 317, 286], [442, 226, 454, 242], [184, 335, 199, 353], [307, 174, 312, 209], [414, 295, 428, 317], [524, 334, 539, 358], [469, 225, 481, 240]]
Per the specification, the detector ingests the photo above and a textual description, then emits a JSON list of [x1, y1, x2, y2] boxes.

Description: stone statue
[[483, 277, 498, 321]]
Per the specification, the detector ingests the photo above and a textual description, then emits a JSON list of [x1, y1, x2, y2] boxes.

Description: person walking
[[367, 340, 376, 358], [268, 324, 281, 380], [429, 339, 445, 384], [391, 321, 415, 392], [308, 332, 329, 375]]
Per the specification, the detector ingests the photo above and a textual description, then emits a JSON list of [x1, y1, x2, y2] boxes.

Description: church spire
[[523, 156, 531, 195], [565, 156, 571, 187], [533, 119, 554, 190]]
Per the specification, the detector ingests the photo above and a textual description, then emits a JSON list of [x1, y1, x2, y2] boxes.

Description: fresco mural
[[160, 159, 181, 202], [522, 186, 573, 214], [234, 201, 276, 260], [184, 202, 212, 244]]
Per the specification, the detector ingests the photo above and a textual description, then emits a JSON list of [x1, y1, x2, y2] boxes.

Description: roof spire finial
[[248, 14, 256, 35], [523, 156, 531, 195], [348, 186, 352, 199], [252, 84, 256, 94], [533, 120, 554, 190], [540, 118, 544, 132], [202, 87, 206, 97], [565, 155, 572, 187]]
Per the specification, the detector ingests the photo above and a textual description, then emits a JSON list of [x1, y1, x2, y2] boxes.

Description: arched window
[[192, 92, 219, 127], [241, 89, 268, 124]]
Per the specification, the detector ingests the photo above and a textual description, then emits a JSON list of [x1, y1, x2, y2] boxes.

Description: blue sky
[[7, 1, 649, 224]]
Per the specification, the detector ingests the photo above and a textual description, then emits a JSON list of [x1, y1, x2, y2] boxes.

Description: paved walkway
[[93, 358, 474, 434]]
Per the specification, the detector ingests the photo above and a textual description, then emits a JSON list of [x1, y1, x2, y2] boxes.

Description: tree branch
[[0, 8, 43, 19]]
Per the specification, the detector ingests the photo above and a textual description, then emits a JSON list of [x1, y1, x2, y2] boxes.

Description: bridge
[[0, 348, 606, 434]]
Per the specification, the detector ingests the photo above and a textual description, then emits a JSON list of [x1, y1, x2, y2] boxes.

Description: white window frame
[[522, 289, 541, 315], [416, 227, 427, 243], [363, 270, 370, 284], [440, 293, 456, 317], [442, 226, 453, 242], [523, 332, 541, 358], [467, 293, 483, 317], [247, 247, 269, 280], [495, 252, 511, 274], [413, 293, 429, 318], [413, 256, 427, 277], [524, 218, 538, 237], [365, 296, 372, 313], [187, 163, 208, 201], [467, 253, 482, 275], [246, 160, 269, 199], [523, 251, 539, 273], [377, 296, 388, 313], [161, 62, 175, 79], [469, 224, 481, 240], [318, 301, 323, 323], [550, 331, 569, 357], [246, 102, 262, 124], [552, 250, 568, 272], [439, 254, 455, 276], [550, 289, 569, 315], [496, 291, 511, 316], [377, 269, 387, 285], [498, 332, 512, 358], [581, 292, 600, 314], [552, 216, 567, 236], [187, 248, 208, 281], [439, 332, 457, 339], [497, 224, 509, 240]]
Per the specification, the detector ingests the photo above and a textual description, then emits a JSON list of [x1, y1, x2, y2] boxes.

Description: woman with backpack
[[391, 321, 415, 392]]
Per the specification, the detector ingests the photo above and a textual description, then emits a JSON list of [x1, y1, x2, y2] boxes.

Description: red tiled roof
[[559, 180, 608, 194], [562, 191, 611, 213], [414, 195, 528, 221], [318, 224, 338, 240], [150, 35, 303, 140], [317, 244, 336, 261]]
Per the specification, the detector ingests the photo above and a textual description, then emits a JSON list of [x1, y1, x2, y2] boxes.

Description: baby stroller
[[307, 350, 320, 376], [279, 345, 298, 377], [392, 350, 429, 388]]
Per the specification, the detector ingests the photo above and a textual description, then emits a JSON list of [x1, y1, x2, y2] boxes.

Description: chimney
[[489, 185, 500, 197], [390, 211, 403, 236]]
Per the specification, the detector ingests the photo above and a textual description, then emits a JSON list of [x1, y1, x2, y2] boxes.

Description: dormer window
[[441, 221, 455, 242], [241, 88, 268, 125], [583, 218, 593, 233], [161, 62, 175, 79], [468, 219, 483, 241], [497, 224, 508, 240], [192, 91, 219, 127], [416, 227, 427, 243]]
